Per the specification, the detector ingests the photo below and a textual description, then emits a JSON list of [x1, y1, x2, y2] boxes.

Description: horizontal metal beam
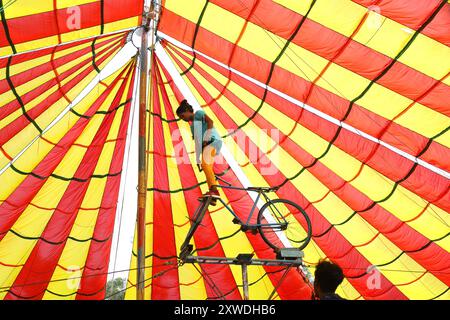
[[185, 255, 303, 267]]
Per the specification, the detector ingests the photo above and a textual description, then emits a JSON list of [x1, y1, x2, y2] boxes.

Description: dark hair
[[314, 260, 344, 293], [176, 99, 193, 116]]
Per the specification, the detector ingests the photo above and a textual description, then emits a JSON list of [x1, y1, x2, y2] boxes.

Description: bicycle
[[180, 175, 312, 257]]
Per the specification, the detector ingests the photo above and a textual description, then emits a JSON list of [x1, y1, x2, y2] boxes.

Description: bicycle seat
[[247, 186, 279, 192]]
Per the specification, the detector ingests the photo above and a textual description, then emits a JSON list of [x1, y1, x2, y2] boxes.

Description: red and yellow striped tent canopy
[[0, 0, 449, 300]]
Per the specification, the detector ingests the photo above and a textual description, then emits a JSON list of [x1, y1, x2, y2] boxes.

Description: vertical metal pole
[[136, 5, 151, 301], [242, 264, 249, 300]]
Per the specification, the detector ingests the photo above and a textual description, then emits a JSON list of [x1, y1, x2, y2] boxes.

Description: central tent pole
[[137, 3, 151, 301]]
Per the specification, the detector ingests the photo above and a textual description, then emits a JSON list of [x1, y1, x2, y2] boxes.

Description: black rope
[[0, 0, 16, 54], [342, 0, 448, 122], [91, 36, 101, 73], [6, 95, 133, 181], [220, 0, 317, 140], [191, 228, 241, 255], [3, 228, 111, 245], [147, 181, 206, 193], [147, 110, 180, 123], [180, 0, 210, 76], [160, 0, 449, 245], [6, 56, 42, 133], [162, 0, 448, 201], [100, 0, 105, 35], [88, 0, 105, 73], [9, 163, 122, 182], [70, 98, 132, 119], [431, 287, 449, 300], [105, 265, 180, 300]]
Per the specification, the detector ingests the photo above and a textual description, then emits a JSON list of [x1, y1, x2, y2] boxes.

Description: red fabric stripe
[[352, 0, 450, 46], [0, 0, 142, 48], [4, 64, 134, 300], [76, 65, 136, 300], [158, 72, 302, 309], [157, 13, 449, 173], [0, 31, 126, 68], [0, 39, 122, 128], [159, 63, 242, 300], [0, 35, 121, 95], [166, 43, 450, 214], [0, 41, 122, 147], [0, 65, 129, 242], [213, 114, 408, 300], [208, 0, 450, 117], [149, 62, 180, 300], [215, 108, 406, 299], [159, 56, 403, 300], [167, 45, 450, 287], [216, 165, 314, 300]]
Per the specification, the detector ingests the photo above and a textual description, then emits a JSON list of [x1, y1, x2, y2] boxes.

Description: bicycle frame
[[214, 184, 288, 229]]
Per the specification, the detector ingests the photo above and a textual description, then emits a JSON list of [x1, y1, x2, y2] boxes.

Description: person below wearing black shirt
[[312, 260, 346, 300]]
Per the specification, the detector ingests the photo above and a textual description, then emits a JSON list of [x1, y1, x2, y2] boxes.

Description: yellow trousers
[[201, 144, 217, 190]]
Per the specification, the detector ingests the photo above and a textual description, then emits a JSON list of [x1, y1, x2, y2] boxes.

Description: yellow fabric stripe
[[167, 53, 309, 298], [124, 226, 138, 300], [0, 18, 137, 56], [0, 47, 121, 172], [175, 75, 339, 300], [1, 39, 117, 117], [274, 0, 450, 84], [0, 33, 119, 85], [177, 49, 449, 247], [42, 76, 131, 299], [220, 98, 447, 299], [60, 18, 139, 45], [174, 54, 449, 300], [142, 93, 155, 300], [337, 278, 364, 300], [164, 1, 450, 144], [3, 0, 98, 19], [176, 111, 279, 300], [168, 50, 365, 300], [0, 69, 129, 299], [157, 76, 207, 300]]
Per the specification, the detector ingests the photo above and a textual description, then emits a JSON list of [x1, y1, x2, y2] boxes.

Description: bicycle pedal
[[209, 199, 217, 206]]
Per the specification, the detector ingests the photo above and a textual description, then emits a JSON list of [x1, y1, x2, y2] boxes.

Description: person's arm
[[203, 114, 214, 143], [192, 110, 204, 164]]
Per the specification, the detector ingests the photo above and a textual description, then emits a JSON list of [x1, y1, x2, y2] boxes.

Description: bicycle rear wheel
[[257, 199, 311, 252]]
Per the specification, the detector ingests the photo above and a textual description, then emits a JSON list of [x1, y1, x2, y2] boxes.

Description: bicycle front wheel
[[257, 199, 312, 252]]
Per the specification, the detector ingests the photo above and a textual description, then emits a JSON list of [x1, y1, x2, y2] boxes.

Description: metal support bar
[[180, 196, 212, 253], [268, 266, 292, 301], [184, 255, 303, 267], [242, 264, 249, 300], [184, 253, 303, 300]]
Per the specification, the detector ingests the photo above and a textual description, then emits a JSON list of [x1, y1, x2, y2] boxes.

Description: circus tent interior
[[0, 0, 449, 301]]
